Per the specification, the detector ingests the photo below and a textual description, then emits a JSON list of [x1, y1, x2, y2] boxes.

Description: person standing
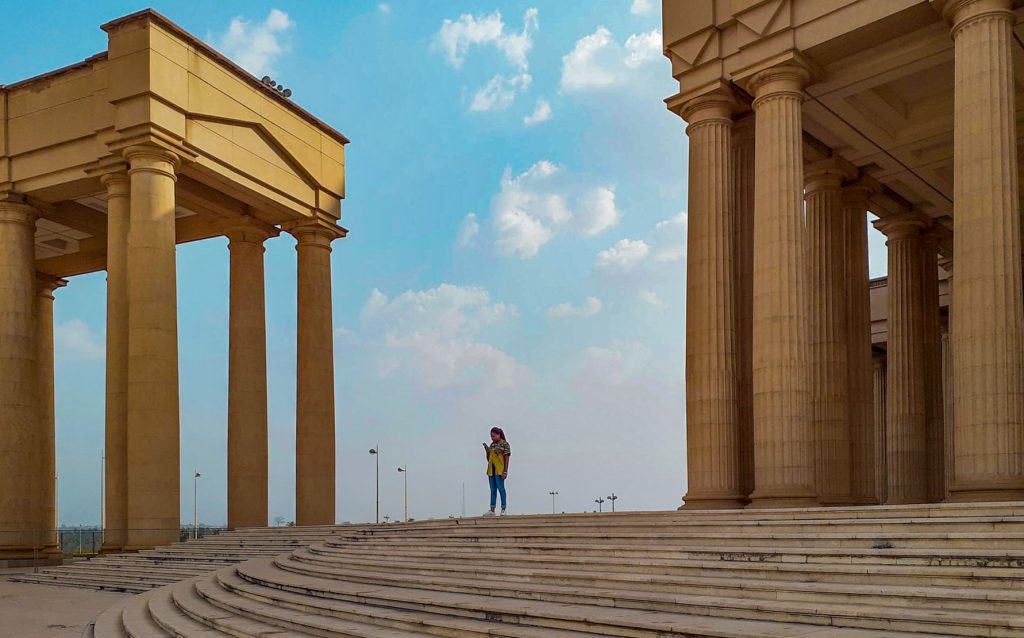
[[483, 427, 510, 516]]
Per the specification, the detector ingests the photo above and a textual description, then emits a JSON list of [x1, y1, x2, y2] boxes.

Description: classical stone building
[[666, 0, 1024, 507], [0, 9, 346, 559]]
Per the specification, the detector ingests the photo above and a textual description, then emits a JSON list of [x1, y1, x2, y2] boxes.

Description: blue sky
[[4, 1, 889, 526]]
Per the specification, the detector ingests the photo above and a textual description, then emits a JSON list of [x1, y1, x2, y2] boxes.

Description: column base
[[677, 497, 748, 510], [746, 488, 818, 509], [946, 485, 1024, 503], [817, 495, 855, 506], [850, 496, 882, 506]]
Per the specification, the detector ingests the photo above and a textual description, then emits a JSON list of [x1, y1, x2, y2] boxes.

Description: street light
[[193, 470, 202, 540], [397, 466, 408, 521], [368, 447, 380, 524], [548, 491, 559, 514], [607, 493, 618, 513], [594, 497, 605, 513]]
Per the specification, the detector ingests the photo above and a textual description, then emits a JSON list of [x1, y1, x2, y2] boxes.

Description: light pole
[[548, 491, 559, 514], [594, 497, 605, 513], [607, 493, 618, 513], [397, 466, 408, 521], [193, 470, 202, 540], [368, 447, 380, 524]]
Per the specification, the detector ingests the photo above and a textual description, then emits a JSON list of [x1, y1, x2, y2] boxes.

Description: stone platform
[[76, 503, 1024, 637]]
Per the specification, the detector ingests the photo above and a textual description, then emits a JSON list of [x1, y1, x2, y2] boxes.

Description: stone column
[[733, 117, 756, 500], [805, 161, 852, 504], [941, 0, 1024, 500], [100, 172, 129, 553], [678, 90, 745, 509], [0, 201, 41, 554], [872, 354, 888, 504], [939, 256, 954, 500], [290, 220, 345, 525], [875, 214, 930, 504], [123, 146, 181, 550], [920, 232, 945, 501], [845, 185, 878, 503], [746, 63, 816, 508], [225, 219, 278, 529], [36, 274, 66, 554]]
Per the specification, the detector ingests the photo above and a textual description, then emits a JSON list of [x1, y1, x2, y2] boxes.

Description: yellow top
[[486, 440, 511, 476]]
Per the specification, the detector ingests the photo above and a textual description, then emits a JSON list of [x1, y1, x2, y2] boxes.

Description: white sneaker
[[482, 510, 496, 517], [499, 509, 507, 516]]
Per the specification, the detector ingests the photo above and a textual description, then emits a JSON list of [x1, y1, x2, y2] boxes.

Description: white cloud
[[456, 213, 480, 248], [212, 9, 295, 76], [560, 27, 662, 92], [55, 319, 104, 361], [596, 239, 650, 270], [624, 30, 662, 68], [378, 3, 392, 13], [580, 340, 652, 385], [491, 161, 621, 258], [639, 290, 665, 307], [362, 285, 527, 390], [437, 8, 539, 72], [652, 211, 687, 262], [630, 0, 656, 16], [523, 98, 553, 126], [548, 297, 602, 319], [470, 73, 532, 112]]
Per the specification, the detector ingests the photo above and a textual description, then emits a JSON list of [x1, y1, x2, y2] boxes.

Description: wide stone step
[[13, 573, 150, 594], [147, 584, 234, 637], [236, 558, 972, 637], [279, 550, 1024, 615], [327, 538, 1024, 566], [301, 544, 1024, 590], [120, 592, 171, 638]]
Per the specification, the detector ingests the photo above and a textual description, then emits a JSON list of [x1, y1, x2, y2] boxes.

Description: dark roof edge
[[2, 52, 108, 91]]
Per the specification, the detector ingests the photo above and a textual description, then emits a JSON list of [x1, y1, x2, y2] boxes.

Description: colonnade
[[678, 0, 1024, 507], [0, 142, 343, 556]]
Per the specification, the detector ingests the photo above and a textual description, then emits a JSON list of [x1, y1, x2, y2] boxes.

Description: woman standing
[[482, 427, 511, 516]]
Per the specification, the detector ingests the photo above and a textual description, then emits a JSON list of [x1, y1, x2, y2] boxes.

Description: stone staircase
[[13, 525, 347, 593], [86, 502, 1024, 637]]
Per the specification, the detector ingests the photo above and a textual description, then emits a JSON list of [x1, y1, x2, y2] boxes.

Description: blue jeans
[[488, 474, 507, 511]]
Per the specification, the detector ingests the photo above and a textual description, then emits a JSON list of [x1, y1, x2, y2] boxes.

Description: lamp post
[[548, 491, 559, 514], [368, 447, 380, 524], [397, 466, 408, 521], [594, 497, 605, 513], [193, 470, 202, 540], [607, 493, 618, 513]]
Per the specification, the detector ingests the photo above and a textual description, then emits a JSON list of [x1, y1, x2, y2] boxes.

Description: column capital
[[680, 88, 737, 129], [934, 0, 1014, 34], [220, 216, 280, 245], [0, 198, 38, 226], [124, 145, 179, 181], [100, 171, 131, 196], [747, 60, 812, 103], [873, 212, 931, 241], [842, 178, 878, 207], [285, 218, 348, 249], [805, 157, 856, 194], [35, 273, 68, 299]]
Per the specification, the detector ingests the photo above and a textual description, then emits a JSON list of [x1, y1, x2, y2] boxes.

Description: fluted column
[[940, 0, 1024, 500], [0, 201, 42, 554], [939, 256, 954, 500], [124, 146, 180, 550], [920, 232, 945, 501], [678, 90, 745, 509], [875, 214, 930, 503], [805, 161, 851, 504], [733, 117, 756, 500], [225, 219, 278, 529], [872, 354, 888, 504], [100, 171, 129, 553], [36, 274, 66, 554], [845, 185, 878, 503], [290, 220, 345, 525], [746, 63, 816, 508]]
